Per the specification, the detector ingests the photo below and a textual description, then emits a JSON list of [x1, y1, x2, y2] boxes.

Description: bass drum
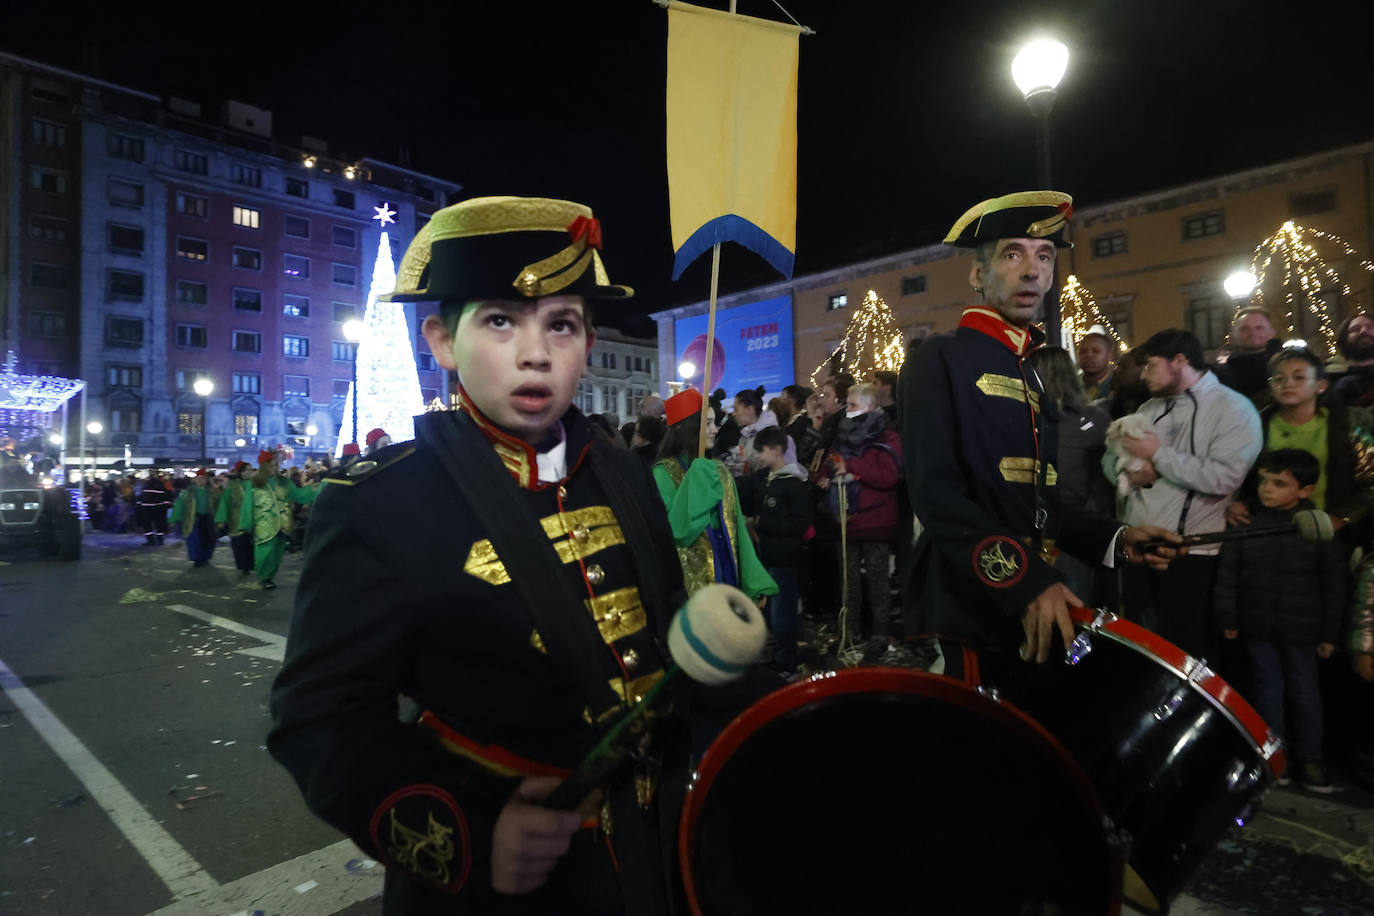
[[680, 667, 1123, 916], [997, 608, 1284, 915]]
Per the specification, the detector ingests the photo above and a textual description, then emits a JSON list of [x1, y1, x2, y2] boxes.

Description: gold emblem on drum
[[973, 536, 1027, 588]]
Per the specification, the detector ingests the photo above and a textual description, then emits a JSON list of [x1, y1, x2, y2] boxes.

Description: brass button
[[622, 648, 639, 670], [572, 525, 590, 542], [558, 485, 568, 501], [586, 564, 605, 584]]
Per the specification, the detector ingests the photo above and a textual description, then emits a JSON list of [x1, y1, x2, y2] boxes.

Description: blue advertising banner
[[673, 295, 794, 395]]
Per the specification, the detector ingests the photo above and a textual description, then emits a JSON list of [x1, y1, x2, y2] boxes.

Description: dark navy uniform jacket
[[269, 397, 687, 915], [902, 306, 1121, 652]]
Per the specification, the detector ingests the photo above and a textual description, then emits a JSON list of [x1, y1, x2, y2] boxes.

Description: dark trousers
[[140, 507, 168, 536], [186, 515, 216, 564], [1245, 637, 1324, 762], [1123, 556, 1221, 662], [844, 539, 892, 640], [765, 566, 799, 671], [229, 531, 254, 572]]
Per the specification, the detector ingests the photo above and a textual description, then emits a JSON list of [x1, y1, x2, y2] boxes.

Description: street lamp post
[[343, 319, 364, 445], [193, 377, 214, 465], [86, 421, 102, 480], [1012, 38, 1070, 345]]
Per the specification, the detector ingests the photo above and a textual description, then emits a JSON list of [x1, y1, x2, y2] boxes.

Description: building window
[[417, 353, 437, 371], [234, 413, 259, 436], [176, 236, 208, 261], [283, 375, 311, 397], [332, 302, 357, 323], [107, 133, 145, 161], [283, 254, 311, 278], [1105, 306, 1132, 348], [1187, 296, 1229, 349], [30, 79, 68, 104], [176, 279, 208, 306], [1290, 189, 1336, 217], [1092, 231, 1128, 258], [175, 149, 209, 175], [601, 385, 618, 413], [645, 358, 651, 374], [107, 270, 144, 301], [333, 378, 352, 399], [333, 340, 358, 361], [232, 330, 262, 354], [30, 167, 67, 194], [107, 365, 143, 388], [176, 191, 208, 218], [28, 312, 67, 337], [901, 275, 927, 296], [177, 411, 204, 435], [284, 294, 311, 318], [177, 324, 208, 349], [286, 178, 309, 198], [31, 118, 67, 147], [331, 263, 357, 286], [108, 223, 145, 255], [283, 335, 310, 358], [1182, 210, 1225, 241], [108, 178, 144, 208], [29, 261, 70, 290], [232, 246, 262, 270], [333, 188, 355, 209], [105, 317, 144, 348], [233, 372, 262, 394], [233, 288, 263, 312], [175, 369, 211, 391], [110, 402, 141, 434], [231, 164, 262, 187], [28, 214, 68, 241], [601, 352, 617, 369], [284, 214, 311, 238], [577, 384, 596, 413], [232, 205, 261, 228], [827, 293, 848, 311], [331, 225, 357, 248]]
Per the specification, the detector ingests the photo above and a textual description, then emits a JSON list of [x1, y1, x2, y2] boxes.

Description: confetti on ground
[[294, 879, 319, 894]]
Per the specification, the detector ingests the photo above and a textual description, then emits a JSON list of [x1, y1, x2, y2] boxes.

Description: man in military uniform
[[901, 191, 1183, 673], [269, 196, 691, 915]]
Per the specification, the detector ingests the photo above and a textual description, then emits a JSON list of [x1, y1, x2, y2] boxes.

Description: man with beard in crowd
[[1330, 314, 1374, 405]]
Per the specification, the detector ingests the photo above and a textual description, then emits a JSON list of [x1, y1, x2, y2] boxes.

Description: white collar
[[536, 423, 568, 483]]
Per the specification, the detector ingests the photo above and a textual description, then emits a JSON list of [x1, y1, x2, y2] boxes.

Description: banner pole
[[696, 241, 722, 458]]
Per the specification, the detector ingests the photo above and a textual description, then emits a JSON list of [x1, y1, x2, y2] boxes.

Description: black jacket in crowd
[[1213, 498, 1347, 645], [749, 466, 813, 568], [1213, 339, 1282, 406]]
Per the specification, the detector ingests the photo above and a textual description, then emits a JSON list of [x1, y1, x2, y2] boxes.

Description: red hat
[[341, 443, 362, 456], [365, 428, 388, 446], [258, 449, 277, 465], [232, 460, 250, 472], [665, 389, 703, 427], [195, 468, 208, 477]]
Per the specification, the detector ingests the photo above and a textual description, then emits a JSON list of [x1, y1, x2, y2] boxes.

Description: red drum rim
[[1068, 607, 1286, 777], [678, 666, 1119, 915]]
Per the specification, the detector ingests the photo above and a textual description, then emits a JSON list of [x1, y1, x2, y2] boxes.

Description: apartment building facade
[[576, 327, 660, 421]]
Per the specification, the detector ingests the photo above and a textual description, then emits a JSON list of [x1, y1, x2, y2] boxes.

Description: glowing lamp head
[[193, 378, 214, 397], [343, 319, 365, 343], [87, 421, 103, 435], [305, 424, 318, 437], [234, 438, 247, 448], [679, 360, 697, 380], [1224, 270, 1258, 299], [1012, 39, 1069, 98], [48, 433, 63, 446]]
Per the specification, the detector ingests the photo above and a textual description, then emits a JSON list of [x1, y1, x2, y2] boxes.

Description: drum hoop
[[1068, 607, 1284, 776], [678, 667, 1116, 915]]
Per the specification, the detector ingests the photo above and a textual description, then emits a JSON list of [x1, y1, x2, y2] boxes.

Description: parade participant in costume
[[214, 460, 255, 574], [339, 441, 362, 469], [240, 448, 317, 590], [168, 469, 220, 567], [901, 191, 1182, 676], [365, 427, 392, 456], [653, 388, 778, 604], [270, 196, 695, 915]]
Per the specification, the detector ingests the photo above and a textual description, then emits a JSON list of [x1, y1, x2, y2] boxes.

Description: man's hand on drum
[[1121, 525, 1186, 570], [491, 775, 585, 895], [1022, 582, 1084, 664]]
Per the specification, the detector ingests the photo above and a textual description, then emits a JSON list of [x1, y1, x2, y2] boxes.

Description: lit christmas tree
[[1060, 274, 1128, 352], [810, 289, 906, 386], [336, 205, 424, 455], [1242, 220, 1374, 356]]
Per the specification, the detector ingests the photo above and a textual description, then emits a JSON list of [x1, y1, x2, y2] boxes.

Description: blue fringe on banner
[[672, 215, 794, 281]]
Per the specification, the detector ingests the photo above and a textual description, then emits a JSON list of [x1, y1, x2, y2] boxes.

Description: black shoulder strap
[[586, 443, 673, 641], [414, 411, 624, 722]]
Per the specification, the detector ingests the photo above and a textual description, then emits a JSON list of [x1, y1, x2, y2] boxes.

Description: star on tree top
[[373, 203, 397, 227]]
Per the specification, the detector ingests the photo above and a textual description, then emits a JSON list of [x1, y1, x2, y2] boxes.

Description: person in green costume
[[214, 460, 256, 574], [652, 387, 777, 604], [168, 468, 220, 567], [240, 447, 317, 589]]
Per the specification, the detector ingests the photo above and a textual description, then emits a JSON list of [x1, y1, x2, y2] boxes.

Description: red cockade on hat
[[567, 216, 602, 250]]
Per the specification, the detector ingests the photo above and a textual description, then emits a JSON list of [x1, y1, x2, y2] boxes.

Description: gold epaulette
[[321, 446, 416, 487]]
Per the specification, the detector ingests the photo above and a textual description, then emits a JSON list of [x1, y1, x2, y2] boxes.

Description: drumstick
[[1136, 508, 1332, 553], [542, 583, 767, 811]]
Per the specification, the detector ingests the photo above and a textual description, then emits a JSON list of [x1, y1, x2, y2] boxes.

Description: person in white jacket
[[1105, 328, 1262, 659]]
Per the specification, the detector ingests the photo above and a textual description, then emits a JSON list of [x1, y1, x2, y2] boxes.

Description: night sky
[[6, 0, 1373, 335]]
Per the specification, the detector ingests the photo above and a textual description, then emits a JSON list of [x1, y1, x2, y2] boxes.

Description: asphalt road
[[2, 529, 1373, 915]]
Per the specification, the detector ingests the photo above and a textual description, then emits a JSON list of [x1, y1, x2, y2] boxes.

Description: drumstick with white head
[[1136, 508, 1334, 552], [542, 583, 767, 811]]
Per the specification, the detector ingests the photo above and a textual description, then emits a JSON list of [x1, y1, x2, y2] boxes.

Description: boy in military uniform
[[269, 196, 690, 915]]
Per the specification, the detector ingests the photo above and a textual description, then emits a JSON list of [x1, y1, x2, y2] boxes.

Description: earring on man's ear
[[974, 287, 984, 296]]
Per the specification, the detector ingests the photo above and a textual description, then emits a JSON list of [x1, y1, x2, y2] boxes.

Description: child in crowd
[[1215, 449, 1345, 792], [749, 425, 813, 677]]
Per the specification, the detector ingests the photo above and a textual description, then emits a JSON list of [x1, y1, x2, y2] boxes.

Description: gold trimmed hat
[[943, 190, 1074, 249], [381, 196, 633, 304]]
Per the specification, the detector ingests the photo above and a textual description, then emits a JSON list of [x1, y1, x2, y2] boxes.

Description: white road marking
[[147, 839, 382, 916], [0, 654, 221, 901], [165, 604, 286, 661]]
